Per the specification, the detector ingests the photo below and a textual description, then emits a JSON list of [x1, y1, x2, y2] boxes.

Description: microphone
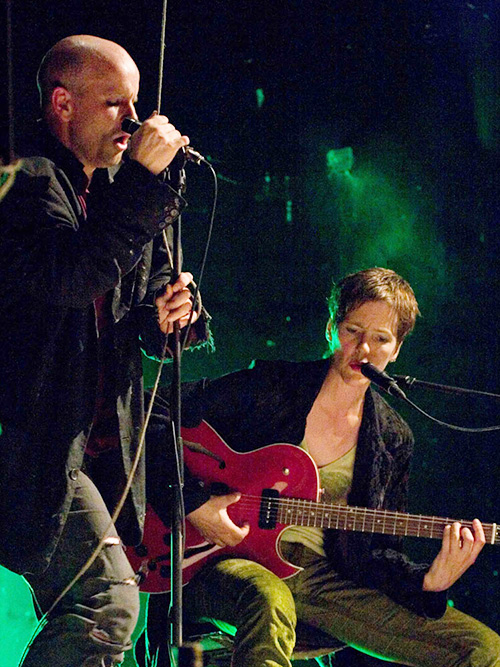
[[360, 363, 407, 399], [121, 117, 206, 165]]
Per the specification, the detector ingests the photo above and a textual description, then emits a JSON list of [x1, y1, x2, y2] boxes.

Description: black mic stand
[[168, 151, 187, 651], [394, 375, 500, 401]]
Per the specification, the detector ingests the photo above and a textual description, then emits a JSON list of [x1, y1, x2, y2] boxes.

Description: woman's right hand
[[187, 493, 250, 547]]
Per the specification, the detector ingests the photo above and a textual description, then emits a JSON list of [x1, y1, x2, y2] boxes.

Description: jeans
[[142, 543, 500, 667], [21, 471, 140, 667]]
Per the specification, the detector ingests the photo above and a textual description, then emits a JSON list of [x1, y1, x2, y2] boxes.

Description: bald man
[[0, 35, 210, 666]]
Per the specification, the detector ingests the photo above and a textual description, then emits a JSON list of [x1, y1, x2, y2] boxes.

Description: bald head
[[37, 35, 141, 175], [37, 35, 137, 111]]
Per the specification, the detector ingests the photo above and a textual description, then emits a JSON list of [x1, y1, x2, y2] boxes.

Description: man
[[141, 268, 499, 666], [0, 35, 210, 666]]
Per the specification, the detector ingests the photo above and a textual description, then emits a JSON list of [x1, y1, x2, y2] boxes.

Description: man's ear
[[51, 87, 74, 122]]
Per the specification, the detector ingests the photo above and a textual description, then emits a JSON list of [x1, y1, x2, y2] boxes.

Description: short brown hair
[[328, 267, 420, 343]]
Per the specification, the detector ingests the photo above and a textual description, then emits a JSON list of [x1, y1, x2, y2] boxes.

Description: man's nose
[[123, 101, 138, 120]]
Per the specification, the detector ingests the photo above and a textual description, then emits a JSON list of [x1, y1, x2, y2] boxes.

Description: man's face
[[65, 58, 140, 174]]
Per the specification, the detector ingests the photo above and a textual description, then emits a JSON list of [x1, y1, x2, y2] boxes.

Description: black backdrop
[[1, 0, 498, 658]]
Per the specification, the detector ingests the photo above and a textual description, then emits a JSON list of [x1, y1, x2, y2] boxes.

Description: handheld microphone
[[360, 362, 407, 399], [121, 117, 206, 165]]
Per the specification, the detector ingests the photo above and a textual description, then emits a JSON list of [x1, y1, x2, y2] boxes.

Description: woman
[[141, 267, 499, 666]]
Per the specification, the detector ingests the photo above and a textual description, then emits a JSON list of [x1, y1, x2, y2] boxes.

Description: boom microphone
[[121, 117, 206, 165], [360, 363, 407, 399]]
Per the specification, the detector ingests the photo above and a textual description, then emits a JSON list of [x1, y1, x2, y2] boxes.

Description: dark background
[[1, 0, 499, 663]]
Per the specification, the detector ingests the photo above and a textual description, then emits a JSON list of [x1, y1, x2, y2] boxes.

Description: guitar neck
[[276, 498, 499, 544]]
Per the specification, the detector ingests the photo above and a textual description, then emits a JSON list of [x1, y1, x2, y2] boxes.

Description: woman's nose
[[357, 336, 370, 354]]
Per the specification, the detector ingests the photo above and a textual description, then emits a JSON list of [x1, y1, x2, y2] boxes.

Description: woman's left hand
[[423, 519, 486, 592]]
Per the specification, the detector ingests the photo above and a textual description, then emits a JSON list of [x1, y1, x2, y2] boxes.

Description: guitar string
[[227, 493, 488, 523], [135, 499, 497, 582], [137, 499, 496, 581], [218, 495, 495, 538]]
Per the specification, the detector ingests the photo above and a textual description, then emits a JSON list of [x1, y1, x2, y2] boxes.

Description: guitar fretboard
[[274, 497, 499, 544]]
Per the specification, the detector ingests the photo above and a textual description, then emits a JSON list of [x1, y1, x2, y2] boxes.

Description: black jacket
[[148, 358, 447, 619], [0, 134, 208, 574]]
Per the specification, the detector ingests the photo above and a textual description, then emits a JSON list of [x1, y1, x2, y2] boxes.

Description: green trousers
[[174, 543, 500, 667]]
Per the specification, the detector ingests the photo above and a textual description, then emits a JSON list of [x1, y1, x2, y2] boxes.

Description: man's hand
[[187, 493, 250, 547], [156, 272, 199, 335], [128, 111, 189, 175], [423, 519, 486, 592]]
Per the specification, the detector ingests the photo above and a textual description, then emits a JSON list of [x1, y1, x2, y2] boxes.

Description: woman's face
[[333, 300, 401, 387]]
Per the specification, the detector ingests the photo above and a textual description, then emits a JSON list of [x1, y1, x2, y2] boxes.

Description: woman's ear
[[325, 318, 333, 342], [390, 341, 402, 362]]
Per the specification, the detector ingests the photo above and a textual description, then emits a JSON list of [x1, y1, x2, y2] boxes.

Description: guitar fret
[[293, 499, 299, 524], [277, 500, 496, 543], [261, 494, 493, 546], [292, 499, 299, 525], [297, 501, 307, 524], [319, 503, 326, 528]]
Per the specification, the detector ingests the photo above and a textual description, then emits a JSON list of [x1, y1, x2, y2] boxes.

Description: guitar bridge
[[259, 489, 280, 529]]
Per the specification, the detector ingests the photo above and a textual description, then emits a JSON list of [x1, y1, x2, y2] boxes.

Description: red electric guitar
[[127, 421, 499, 593]]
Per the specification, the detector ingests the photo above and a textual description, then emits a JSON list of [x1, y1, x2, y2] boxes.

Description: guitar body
[[127, 421, 499, 593], [127, 421, 321, 593]]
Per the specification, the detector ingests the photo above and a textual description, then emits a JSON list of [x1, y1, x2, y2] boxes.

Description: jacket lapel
[[349, 389, 394, 509]]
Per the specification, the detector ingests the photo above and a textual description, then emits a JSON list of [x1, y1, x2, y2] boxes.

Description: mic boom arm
[[393, 375, 500, 400]]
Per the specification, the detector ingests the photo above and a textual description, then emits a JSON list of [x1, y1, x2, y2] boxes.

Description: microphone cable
[[361, 363, 500, 434]]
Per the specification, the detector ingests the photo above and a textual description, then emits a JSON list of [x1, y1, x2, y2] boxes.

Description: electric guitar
[[127, 421, 499, 593]]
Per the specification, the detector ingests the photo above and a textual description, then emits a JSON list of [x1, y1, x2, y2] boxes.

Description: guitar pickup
[[259, 489, 280, 529]]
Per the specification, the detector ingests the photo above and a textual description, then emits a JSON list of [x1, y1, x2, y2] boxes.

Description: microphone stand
[[394, 375, 500, 401], [168, 152, 187, 650]]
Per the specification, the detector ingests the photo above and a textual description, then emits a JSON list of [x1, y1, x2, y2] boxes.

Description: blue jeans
[[22, 471, 140, 667]]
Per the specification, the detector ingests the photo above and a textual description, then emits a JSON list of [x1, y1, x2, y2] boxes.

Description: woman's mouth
[[349, 362, 363, 372]]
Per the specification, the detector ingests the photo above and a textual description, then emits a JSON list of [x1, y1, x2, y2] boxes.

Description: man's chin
[[109, 149, 126, 164], [96, 151, 125, 169]]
